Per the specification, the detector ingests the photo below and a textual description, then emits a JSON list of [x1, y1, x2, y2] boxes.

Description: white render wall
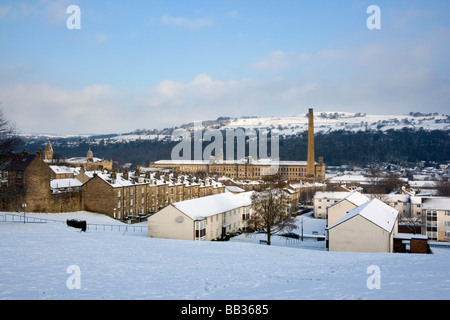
[[327, 200, 358, 228], [328, 215, 397, 253], [148, 205, 194, 241], [148, 204, 251, 241]]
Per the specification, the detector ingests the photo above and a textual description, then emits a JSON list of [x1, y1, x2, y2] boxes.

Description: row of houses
[[0, 150, 227, 220]]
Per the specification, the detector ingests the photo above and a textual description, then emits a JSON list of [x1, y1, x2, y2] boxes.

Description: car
[[280, 232, 300, 239]]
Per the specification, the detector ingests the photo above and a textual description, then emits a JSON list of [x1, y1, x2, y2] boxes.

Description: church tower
[[306, 108, 315, 180], [87, 147, 94, 162], [44, 140, 53, 161]]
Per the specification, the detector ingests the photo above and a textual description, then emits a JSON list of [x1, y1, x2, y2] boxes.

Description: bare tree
[[247, 176, 297, 245], [366, 166, 384, 193], [0, 108, 21, 155], [379, 173, 404, 194], [435, 179, 450, 197]]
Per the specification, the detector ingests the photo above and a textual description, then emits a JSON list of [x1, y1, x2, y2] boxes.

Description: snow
[[422, 197, 450, 211], [335, 192, 370, 207], [223, 112, 450, 135], [50, 178, 83, 190], [0, 211, 449, 300], [173, 192, 253, 220], [330, 199, 398, 232]]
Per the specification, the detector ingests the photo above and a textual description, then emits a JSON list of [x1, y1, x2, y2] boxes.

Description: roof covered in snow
[[422, 197, 450, 211], [49, 165, 77, 175], [154, 159, 311, 166], [328, 198, 399, 233], [173, 191, 253, 220], [333, 192, 370, 207], [51, 178, 83, 190]]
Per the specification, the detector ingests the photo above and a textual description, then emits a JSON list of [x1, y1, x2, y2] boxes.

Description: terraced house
[[82, 170, 225, 220], [1, 148, 226, 220]]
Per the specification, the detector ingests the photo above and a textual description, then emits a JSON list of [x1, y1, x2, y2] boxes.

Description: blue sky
[[0, 0, 449, 134]]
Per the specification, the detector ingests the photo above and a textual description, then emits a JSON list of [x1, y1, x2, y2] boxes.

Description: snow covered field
[[0, 211, 449, 300]]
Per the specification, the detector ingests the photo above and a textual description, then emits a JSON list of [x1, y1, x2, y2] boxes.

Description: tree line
[[280, 128, 450, 166], [5, 111, 449, 169]]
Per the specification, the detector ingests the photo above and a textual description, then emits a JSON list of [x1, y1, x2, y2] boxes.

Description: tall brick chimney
[[306, 108, 315, 179]]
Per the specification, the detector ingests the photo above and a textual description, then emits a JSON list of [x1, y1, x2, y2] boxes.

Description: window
[[195, 220, 206, 241], [118, 190, 121, 197]]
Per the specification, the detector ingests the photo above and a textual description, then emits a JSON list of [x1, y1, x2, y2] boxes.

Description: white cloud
[[93, 34, 108, 46], [0, 83, 130, 134], [160, 14, 212, 29], [252, 51, 290, 72], [0, 3, 35, 20], [0, 0, 73, 26], [2, 34, 449, 135], [227, 10, 239, 19]]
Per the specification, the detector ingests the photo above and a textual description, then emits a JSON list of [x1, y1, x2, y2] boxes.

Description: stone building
[[82, 171, 226, 220], [44, 141, 113, 171], [150, 108, 326, 182], [151, 158, 326, 182], [0, 150, 82, 213]]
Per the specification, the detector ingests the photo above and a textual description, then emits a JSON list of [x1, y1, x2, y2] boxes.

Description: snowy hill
[[0, 211, 449, 300], [96, 112, 450, 142], [213, 112, 450, 136], [19, 112, 449, 144]]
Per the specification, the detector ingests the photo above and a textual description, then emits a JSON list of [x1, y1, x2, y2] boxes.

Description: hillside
[[16, 111, 450, 167], [0, 211, 449, 301]]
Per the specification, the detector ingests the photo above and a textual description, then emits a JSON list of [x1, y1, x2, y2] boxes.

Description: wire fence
[[0, 213, 146, 233]]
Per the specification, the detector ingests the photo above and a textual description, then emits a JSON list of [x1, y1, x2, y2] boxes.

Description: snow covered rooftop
[[225, 185, 246, 193], [422, 197, 450, 211], [327, 174, 369, 183], [334, 192, 370, 207], [154, 159, 311, 166], [49, 165, 76, 175], [66, 156, 104, 164], [50, 178, 83, 190], [329, 198, 399, 233], [314, 191, 352, 200], [173, 191, 253, 220]]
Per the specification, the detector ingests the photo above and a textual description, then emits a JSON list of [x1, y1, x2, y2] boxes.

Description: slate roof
[[0, 154, 37, 171]]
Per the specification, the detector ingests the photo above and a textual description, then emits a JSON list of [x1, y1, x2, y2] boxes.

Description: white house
[[148, 191, 253, 241], [313, 191, 352, 219], [327, 198, 399, 253], [326, 192, 371, 227]]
